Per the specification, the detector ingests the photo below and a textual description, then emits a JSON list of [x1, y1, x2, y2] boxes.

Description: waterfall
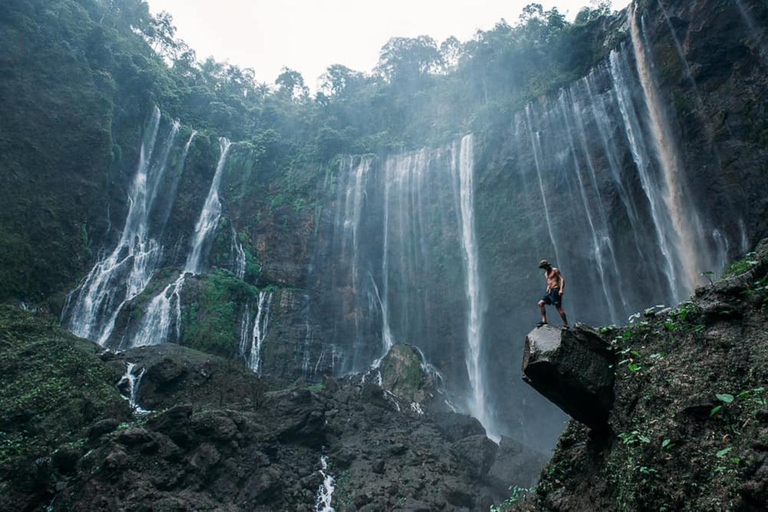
[[301, 294, 315, 378], [231, 225, 246, 280], [630, 5, 702, 294], [379, 159, 395, 355], [238, 300, 252, 357], [558, 93, 620, 323], [609, 48, 679, 304], [118, 362, 148, 414], [315, 456, 336, 512], [524, 106, 562, 266], [247, 291, 273, 374], [130, 138, 232, 348], [341, 157, 372, 366], [64, 108, 181, 343], [453, 135, 489, 430], [132, 273, 184, 347], [185, 138, 233, 274]]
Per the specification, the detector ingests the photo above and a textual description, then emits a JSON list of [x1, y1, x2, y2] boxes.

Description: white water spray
[[118, 362, 149, 414], [247, 291, 273, 373], [65, 108, 180, 344], [453, 134, 489, 431], [315, 456, 336, 512], [130, 138, 232, 348], [630, 5, 702, 293]]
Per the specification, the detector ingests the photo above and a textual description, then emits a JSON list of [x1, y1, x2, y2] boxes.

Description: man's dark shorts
[[541, 287, 562, 307]]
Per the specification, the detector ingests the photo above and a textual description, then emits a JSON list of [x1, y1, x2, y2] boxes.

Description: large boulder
[[522, 324, 614, 431], [380, 344, 431, 403]]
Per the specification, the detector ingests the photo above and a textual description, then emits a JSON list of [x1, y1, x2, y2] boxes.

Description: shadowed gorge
[[1, 0, 768, 510]]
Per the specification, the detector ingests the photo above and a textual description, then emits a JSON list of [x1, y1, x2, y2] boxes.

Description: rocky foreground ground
[[0, 308, 546, 511]]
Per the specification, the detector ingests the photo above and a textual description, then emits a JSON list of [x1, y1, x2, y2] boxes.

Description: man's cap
[[538, 259, 550, 269]]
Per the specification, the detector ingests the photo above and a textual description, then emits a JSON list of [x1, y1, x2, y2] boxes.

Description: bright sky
[[147, 0, 632, 91]]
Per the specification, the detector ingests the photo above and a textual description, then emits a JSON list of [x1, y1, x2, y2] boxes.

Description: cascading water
[[609, 48, 680, 304], [185, 138, 233, 275], [231, 225, 247, 280], [630, 4, 703, 294], [524, 107, 562, 266], [239, 300, 252, 357], [453, 135, 489, 429], [118, 362, 148, 414], [245, 291, 273, 373], [64, 108, 181, 344], [315, 456, 336, 512], [131, 138, 232, 348], [316, 136, 494, 431]]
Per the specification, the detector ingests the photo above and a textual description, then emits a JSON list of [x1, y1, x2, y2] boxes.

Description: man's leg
[[556, 306, 569, 328], [538, 300, 548, 325]]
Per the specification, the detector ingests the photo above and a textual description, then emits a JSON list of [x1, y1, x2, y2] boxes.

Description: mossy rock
[[380, 344, 429, 403]]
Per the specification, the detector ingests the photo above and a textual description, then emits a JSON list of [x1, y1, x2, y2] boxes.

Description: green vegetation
[[491, 486, 536, 511], [0, 305, 128, 465], [722, 252, 758, 278], [0, 0, 622, 304], [529, 249, 768, 511], [181, 270, 259, 358]]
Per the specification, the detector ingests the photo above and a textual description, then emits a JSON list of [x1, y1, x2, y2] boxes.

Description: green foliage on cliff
[[521, 242, 768, 511], [0, 305, 128, 465], [0, 0, 621, 303], [180, 270, 259, 359]]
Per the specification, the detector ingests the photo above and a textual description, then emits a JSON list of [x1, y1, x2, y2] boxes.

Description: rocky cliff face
[[2, 0, 768, 465], [510, 239, 768, 511]]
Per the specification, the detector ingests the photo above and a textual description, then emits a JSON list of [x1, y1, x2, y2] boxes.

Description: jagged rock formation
[[512, 239, 768, 511], [522, 325, 615, 432], [0, 312, 549, 511]]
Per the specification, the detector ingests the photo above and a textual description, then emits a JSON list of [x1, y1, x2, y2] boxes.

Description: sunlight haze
[[147, 0, 632, 90]]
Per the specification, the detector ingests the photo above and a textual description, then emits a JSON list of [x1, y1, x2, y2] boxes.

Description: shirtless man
[[537, 260, 569, 328]]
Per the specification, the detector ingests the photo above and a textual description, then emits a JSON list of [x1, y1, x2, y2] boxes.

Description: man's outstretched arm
[[558, 271, 565, 295]]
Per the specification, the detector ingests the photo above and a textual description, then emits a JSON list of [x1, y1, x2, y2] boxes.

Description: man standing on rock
[[537, 260, 569, 328]]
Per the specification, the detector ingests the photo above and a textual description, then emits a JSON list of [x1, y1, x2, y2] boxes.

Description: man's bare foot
[[537, 321, 548, 328]]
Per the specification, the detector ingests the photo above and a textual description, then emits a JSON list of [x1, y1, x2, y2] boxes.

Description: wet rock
[[371, 459, 385, 474], [486, 436, 549, 492], [381, 344, 430, 403], [395, 498, 433, 512], [432, 412, 486, 442], [699, 300, 740, 322], [451, 434, 498, 478], [88, 418, 120, 440], [52, 444, 80, 474], [522, 324, 614, 431], [116, 427, 152, 447]]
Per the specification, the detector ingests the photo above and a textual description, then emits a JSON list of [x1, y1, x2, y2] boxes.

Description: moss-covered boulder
[[380, 344, 431, 403]]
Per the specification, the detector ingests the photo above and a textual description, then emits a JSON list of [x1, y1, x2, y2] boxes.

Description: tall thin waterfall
[[185, 138, 233, 274], [232, 225, 247, 280], [132, 138, 232, 347], [64, 108, 181, 343], [609, 49, 679, 304], [246, 291, 273, 373], [559, 93, 622, 323], [630, 4, 702, 294], [453, 135, 488, 428], [524, 106, 562, 266]]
